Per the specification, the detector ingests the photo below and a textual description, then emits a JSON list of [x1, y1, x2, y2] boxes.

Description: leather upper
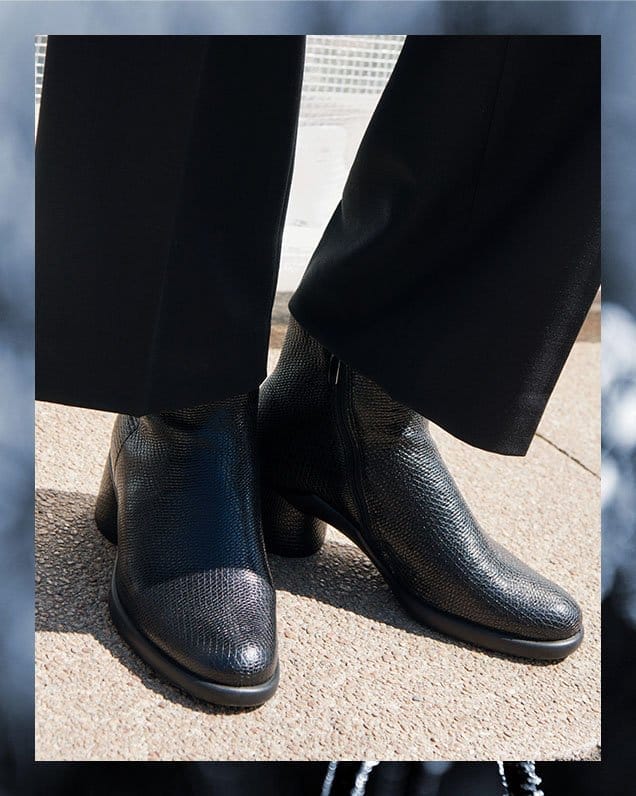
[[109, 393, 277, 686], [259, 317, 582, 642]]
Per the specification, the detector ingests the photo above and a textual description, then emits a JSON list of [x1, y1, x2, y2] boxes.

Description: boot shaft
[[259, 317, 357, 518]]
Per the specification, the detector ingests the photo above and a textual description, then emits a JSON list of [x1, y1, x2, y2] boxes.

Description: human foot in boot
[[95, 392, 278, 706], [258, 318, 582, 661]]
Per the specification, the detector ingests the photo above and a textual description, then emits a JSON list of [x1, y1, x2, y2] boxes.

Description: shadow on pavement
[[35, 488, 556, 712]]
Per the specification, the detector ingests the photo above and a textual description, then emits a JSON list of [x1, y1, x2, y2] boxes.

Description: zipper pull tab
[[328, 353, 342, 386]]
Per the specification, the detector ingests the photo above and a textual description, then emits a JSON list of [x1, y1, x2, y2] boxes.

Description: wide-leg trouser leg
[[36, 35, 305, 416], [290, 35, 600, 455]]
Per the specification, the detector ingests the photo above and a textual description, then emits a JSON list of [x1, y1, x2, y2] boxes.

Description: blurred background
[[28, 760, 602, 795], [2, 1, 635, 792]]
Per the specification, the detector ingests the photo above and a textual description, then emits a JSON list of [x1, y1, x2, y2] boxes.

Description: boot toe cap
[[118, 568, 278, 688], [481, 547, 584, 642], [440, 543, 584, 644], [521, 583, 583, 642]]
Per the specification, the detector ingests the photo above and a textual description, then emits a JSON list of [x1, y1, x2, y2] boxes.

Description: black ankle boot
[[94, 392, 279, 706], [258, 318, 583, 660]]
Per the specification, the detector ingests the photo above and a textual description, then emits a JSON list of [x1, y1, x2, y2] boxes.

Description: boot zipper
[[328, 353, 341, 385], [329, 354, 369, 530]]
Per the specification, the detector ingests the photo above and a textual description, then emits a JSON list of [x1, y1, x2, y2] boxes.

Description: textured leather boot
[[258, 318, 583, 660], [94, 392, 279, 706]]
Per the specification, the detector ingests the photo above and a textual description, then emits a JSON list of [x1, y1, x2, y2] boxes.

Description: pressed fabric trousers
[[36, 35, 600, 455]]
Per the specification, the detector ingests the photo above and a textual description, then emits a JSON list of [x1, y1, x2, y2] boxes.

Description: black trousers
[[36, 35, 600, 455]]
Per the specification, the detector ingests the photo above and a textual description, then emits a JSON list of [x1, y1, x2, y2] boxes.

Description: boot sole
[[108, 570, 280, 708], [270, 489, 583, 662]]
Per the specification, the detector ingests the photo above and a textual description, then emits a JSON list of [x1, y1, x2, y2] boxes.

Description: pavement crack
[[535, 433, 599, 479]]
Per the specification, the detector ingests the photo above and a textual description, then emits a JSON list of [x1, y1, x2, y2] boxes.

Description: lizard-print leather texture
[[104, 392, 277, 687], [259, 317, 582, 643]]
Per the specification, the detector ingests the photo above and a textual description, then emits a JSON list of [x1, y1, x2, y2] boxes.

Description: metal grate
[[298, 36, 404, 128], [303, 35, 404, 95], [35, 35, 47, 105]]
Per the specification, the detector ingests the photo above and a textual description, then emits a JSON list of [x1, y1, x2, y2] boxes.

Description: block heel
[[94, 459, 118, 544], [262, 486, 326, 557]]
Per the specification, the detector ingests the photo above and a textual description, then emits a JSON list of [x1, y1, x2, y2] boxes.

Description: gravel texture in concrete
[[35, 342, 600, 761]]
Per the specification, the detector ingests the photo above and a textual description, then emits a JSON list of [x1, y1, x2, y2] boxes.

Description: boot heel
[[262, 487, 326, 557], [94, 459, 118, 544]]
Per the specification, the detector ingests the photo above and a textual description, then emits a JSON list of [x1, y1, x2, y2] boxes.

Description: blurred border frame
[[2, 0, 633, 791]]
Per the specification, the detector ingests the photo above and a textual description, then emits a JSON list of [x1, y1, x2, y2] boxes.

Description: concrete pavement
[[35, 334, 600, 761]]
